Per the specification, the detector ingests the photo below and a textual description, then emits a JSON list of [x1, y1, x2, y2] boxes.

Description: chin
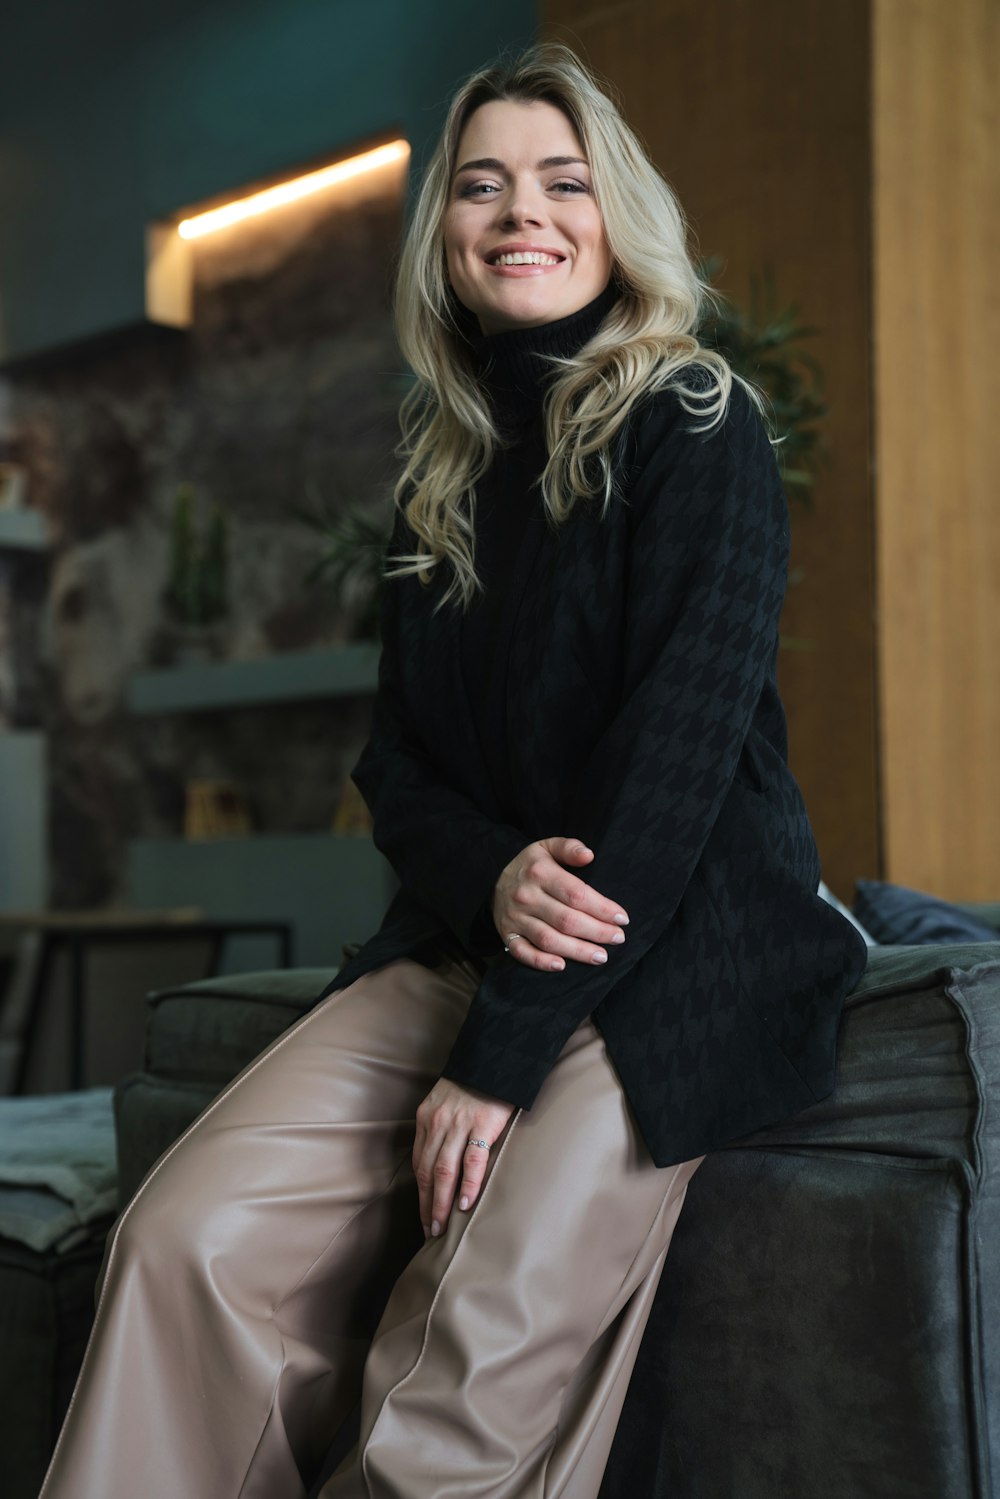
[[483, 292, 571, 330]]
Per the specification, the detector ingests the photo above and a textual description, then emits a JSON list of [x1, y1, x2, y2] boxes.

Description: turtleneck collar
[[465, 280, 621, 431]]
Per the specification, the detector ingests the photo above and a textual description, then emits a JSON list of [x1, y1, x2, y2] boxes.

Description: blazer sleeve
[[439, 378, 791, 1106], [351, 514, 531, 958]]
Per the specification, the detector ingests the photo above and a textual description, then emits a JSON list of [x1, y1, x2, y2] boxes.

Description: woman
[[40, 42, 868, 1499]]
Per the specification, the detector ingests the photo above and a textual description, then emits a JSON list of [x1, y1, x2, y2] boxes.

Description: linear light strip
[[177, 138, 410, 240]]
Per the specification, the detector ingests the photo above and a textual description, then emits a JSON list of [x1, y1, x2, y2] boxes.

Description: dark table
[[1, 909, 292, 1093]]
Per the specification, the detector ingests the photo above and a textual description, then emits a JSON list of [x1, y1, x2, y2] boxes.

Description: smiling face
[[443, 98, 614, 335]]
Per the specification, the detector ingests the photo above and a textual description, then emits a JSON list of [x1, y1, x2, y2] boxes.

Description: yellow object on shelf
[[184, 780, 252, 840], [331, 779, 373, 835]]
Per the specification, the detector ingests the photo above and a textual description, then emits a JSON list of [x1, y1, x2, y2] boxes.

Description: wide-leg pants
[[38, 950, 704, 1499]]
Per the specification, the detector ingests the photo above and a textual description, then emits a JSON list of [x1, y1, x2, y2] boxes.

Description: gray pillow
[[852, 878, 999, 946]]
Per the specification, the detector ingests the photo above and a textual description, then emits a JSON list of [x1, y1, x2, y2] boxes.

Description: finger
[[502, 929, 566, 972], [548, 837, 594, 864], [458, 1138, 492, 1212], [503, 917, 605, 970], [505, 864, 625, 948], [531, 888, 630, 949], [414, 1123, 444, 1237], [430, 1134, 466, 1235], [542, 863, 630, 929], [412, 1123, 427, 1230]]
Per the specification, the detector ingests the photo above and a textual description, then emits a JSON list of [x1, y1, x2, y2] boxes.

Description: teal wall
[[0, 0, 536, 364]]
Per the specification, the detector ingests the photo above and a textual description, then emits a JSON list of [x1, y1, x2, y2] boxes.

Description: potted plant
[[695, 255, 827, 512], [294, 488, 394, 644], [165, 483, 229, 662]]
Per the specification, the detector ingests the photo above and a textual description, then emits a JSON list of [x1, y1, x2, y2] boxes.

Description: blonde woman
[[40, 42, 868, 1499]]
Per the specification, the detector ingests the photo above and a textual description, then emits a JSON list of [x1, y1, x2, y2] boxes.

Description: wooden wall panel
[[873, 0, 1000, 897], [540, 0, 878, 903]]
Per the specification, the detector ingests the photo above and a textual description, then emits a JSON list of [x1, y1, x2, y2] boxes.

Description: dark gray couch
[[108, 911, 1000, 1498]]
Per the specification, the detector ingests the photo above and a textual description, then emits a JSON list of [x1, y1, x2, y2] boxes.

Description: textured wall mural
[[0, 162, 406, 907]]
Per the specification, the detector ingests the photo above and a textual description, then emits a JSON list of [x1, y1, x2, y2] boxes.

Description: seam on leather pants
[[360, 1106, 524, 1493], [545, 1159, 694, 1499], [238, 1147, 419, 1499], [592, 1158, 690, 1343]]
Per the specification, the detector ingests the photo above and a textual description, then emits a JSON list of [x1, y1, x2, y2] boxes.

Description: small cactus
[[166, 485, 228, 626]]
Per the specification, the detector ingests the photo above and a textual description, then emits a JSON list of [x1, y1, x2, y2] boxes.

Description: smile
[[488, 251, 563, 267]]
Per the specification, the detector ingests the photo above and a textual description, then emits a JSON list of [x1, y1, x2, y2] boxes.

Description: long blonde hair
[[391, 41, 771, 611]]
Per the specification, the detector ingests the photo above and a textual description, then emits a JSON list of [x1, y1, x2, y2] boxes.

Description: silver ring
[[503, 933, 522, 953], [467, 1137, 491, 1150]]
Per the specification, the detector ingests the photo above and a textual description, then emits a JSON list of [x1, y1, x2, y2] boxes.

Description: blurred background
[[0, 0, 996, 1093], [1, 5, 998, 1496]]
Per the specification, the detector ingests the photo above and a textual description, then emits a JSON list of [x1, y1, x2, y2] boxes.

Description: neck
[[465, 281, 621, 431]]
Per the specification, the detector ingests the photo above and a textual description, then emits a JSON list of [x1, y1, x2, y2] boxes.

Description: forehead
[[455, 98, 584, 161]]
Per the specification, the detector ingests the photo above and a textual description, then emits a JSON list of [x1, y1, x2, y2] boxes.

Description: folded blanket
[[0, 1087, 118, 1253]]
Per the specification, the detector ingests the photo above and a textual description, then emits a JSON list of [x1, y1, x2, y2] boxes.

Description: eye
[[457, 180, 500, 198], [550, 180, 589, 194]]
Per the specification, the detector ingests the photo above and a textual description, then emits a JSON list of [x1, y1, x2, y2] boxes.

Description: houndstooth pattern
[[311, 378, 868, 1168]]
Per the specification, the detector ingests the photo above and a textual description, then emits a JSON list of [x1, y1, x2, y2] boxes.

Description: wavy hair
[[390, 40, 772, 611]]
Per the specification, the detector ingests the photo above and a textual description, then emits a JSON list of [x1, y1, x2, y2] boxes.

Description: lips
[[484, 244, 567, 267]]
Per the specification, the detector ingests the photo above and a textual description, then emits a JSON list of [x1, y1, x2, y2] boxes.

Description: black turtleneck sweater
[[456, 280, 621, 948], [460, 284, 620, 768]]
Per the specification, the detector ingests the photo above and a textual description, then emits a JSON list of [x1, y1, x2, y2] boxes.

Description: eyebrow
[[452, 155, 589, 178]]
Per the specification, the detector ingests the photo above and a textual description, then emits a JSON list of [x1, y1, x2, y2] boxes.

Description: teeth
[[491, 251, 561, 267]]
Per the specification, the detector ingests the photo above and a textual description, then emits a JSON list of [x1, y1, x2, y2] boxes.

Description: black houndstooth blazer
[[310, 376, 869, 1168]]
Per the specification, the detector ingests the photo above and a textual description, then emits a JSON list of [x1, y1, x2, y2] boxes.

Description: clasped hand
[[414, 836, 628, 1238]]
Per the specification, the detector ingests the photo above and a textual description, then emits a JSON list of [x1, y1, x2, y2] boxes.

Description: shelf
[[128, 832, 397, 968], [127, 642, 381, 714], [0, 509, 48, 551]]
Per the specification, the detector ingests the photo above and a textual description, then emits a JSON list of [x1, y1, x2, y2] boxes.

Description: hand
[[413, 1077, 515, 1239], [491, 836, 630, 972]]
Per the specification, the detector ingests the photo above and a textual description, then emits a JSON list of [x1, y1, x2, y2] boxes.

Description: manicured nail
[[611, 930, 625, 944], [592, 950, 608, 964], [431, 1220, 441, 1237], [460, 1196, 469, 1210], [550, 959, 564, 971], [613, 912, 629, 925]]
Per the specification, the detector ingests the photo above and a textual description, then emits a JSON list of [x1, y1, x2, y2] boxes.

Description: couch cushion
[[733, 948, 1000, 1163], [113, 1072, 219, 1205], [851, 938, 1000, 997], [606, 1148, 986, 1499], [603, 950, 1000, 1499], [144, 967, 339, 1083], [0, 1233, 110, 1499]]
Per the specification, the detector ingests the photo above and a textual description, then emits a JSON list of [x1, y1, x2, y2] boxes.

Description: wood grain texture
[[873, 0, 1000, 898], [539, 0, 878, 903]]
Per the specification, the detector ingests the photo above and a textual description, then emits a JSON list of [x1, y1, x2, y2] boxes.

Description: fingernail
[[550, 959, 564, 971], [579, 845, 593, 853], [611, 930, 625, 943], [460, 1196, 469, 1210], [422, 1225, 429, 1238], [431, 1220, 441, 1237], [591, 950, 608, 964], [614, 912, 629, 925]]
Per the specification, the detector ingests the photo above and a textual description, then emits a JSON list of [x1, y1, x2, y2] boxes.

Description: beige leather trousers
[[38, 951, 704, 1499]]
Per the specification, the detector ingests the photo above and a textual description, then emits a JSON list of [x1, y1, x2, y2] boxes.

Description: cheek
[[588, 224, 612, 266], [444, 214, 476, 268]]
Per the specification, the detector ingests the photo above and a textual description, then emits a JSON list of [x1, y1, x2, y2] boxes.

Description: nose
[[497, 176, 547, 229]]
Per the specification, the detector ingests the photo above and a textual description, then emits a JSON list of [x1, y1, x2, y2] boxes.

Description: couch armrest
[[143, 967, 340, 1086]]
